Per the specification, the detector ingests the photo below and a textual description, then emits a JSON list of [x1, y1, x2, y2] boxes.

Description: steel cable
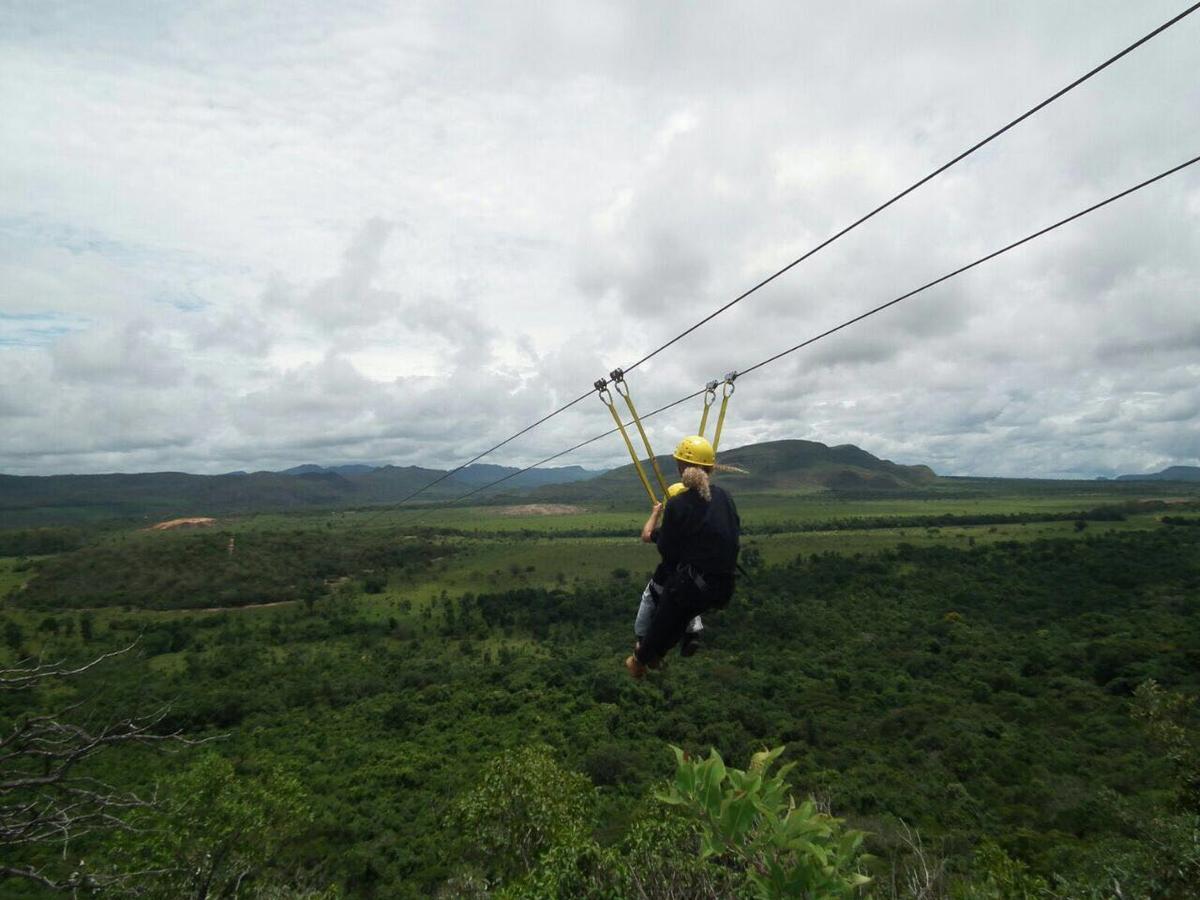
[[407, 152, 1200, 518], [620, 0, 1200, 375], [368, 2, 1200, 513]]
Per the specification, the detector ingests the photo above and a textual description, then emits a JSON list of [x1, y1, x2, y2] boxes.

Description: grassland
[[312, 487, 1176, 534], [4, 481, 1195, 621]]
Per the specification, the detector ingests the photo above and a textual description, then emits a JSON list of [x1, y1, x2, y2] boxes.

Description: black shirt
[[648, 534, 672, 587], [656, 483, 740, 576]]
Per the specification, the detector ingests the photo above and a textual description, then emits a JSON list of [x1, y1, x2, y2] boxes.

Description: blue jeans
[[635, 569, 733, 665], [634, 579, 702, 640]]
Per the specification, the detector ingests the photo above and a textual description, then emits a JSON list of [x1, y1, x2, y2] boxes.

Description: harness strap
[[698, 381, 718, 438], [596, 380, 658, 505], [610, 369, 670, 498], [711, 372, 738, 454], [679, 563, 707, 592]]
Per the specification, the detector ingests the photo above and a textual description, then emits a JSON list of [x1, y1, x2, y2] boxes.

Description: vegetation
[[1, 485, 1199, 896], [656, 745, 871, 897], [5, 439, 1197, 529], [0, 527, 84, 556], [15, 530, 443, 610]]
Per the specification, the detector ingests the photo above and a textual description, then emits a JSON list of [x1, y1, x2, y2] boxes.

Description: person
[[633, 483, 703, 664], [626, 435, 739, 678]]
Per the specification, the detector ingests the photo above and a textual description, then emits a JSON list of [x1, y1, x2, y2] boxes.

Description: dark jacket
[[656, 483, 740, 576], [647, 529, 671, 588]]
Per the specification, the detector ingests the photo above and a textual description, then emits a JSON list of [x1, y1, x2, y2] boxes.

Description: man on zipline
[[633, 481, 704, 661], [626, 435, 740, 678]]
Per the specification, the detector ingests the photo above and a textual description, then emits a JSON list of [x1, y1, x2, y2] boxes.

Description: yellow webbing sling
[[609, 369, 670, 498], [711, 372, 737, 454], [595, 378, 658, 505], [697, 381, 718, 438]]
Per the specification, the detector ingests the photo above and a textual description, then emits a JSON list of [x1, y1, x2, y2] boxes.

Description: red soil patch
[[147, 517, 217, 531], [495, 504, 585, 517]]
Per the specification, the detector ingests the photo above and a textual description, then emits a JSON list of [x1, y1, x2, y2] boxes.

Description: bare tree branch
[[0, 643, 209, 893], [0, 642, 140, 689], [0, 862, 182, 894]]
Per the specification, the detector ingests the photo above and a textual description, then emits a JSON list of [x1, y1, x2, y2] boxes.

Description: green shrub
[[449, 745, 593, 886], [656, 745, 871, 898]]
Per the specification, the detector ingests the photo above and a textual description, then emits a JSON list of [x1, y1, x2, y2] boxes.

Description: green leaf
[[675, 761, 696, 799], [707, 747, 727, 784], [719, 794, 758, 842], [748, 745, 786, 774], [698, 752, 727, 818]]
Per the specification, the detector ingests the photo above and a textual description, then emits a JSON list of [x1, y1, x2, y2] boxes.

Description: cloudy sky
[[2, 1, 1198, 480]]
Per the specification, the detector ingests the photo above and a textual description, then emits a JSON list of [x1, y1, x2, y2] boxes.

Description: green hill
[[524, 439, 938, 503], [0, 466, 458, 527], [0, 441, 939, 525], [715, 439, 937, 491], [1116, 465, 1200, 483]]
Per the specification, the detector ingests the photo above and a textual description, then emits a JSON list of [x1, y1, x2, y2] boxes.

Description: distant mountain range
[[4, 442, 1196, 528], [444, 463, 598, 487], [1111, 465, 1200, 483], [526, 440, 939, 503], [276, 462, 599, 487], [280, 464, 380, 477], [0, 461, 601, 527]]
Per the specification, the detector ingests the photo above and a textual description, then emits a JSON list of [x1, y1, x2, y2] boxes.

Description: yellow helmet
[[665, 481, 688, 500], [672, 435, 715, 467]]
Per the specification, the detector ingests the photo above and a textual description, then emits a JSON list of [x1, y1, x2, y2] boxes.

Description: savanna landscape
[[3, 443, 1200, 897], [5, 4, 1199, 898]]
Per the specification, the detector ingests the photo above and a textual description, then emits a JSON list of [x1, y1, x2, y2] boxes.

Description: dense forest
[[2, 519, 1199, 896], [13, 529, 443, 610]]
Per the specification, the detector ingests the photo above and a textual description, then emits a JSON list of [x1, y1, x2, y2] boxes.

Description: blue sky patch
[[0, 312, 90, 347]]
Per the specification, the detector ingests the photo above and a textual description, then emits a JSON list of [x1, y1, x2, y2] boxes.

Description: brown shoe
[[634, 641, 663, 670], [625, 655, 648, 679]]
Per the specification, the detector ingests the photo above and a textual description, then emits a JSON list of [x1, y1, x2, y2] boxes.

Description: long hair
[[679, 461, 748, 502], [681, 465, 712, 501]]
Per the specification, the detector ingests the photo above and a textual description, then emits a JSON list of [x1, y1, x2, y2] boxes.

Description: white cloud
[[0, 0, 1197, 478]]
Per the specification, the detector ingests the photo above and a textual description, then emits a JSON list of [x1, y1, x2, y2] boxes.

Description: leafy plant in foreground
[[656, 745, 872, 898]]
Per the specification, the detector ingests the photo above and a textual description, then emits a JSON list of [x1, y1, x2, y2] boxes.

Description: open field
[[4, 482, 1191, 644], [0, 483, 1193, 662], [4, 482, 1195, 620], [366, 513, 1162, 605], [218, 482, 1198, 534], [0, 510, 1157, 643]]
